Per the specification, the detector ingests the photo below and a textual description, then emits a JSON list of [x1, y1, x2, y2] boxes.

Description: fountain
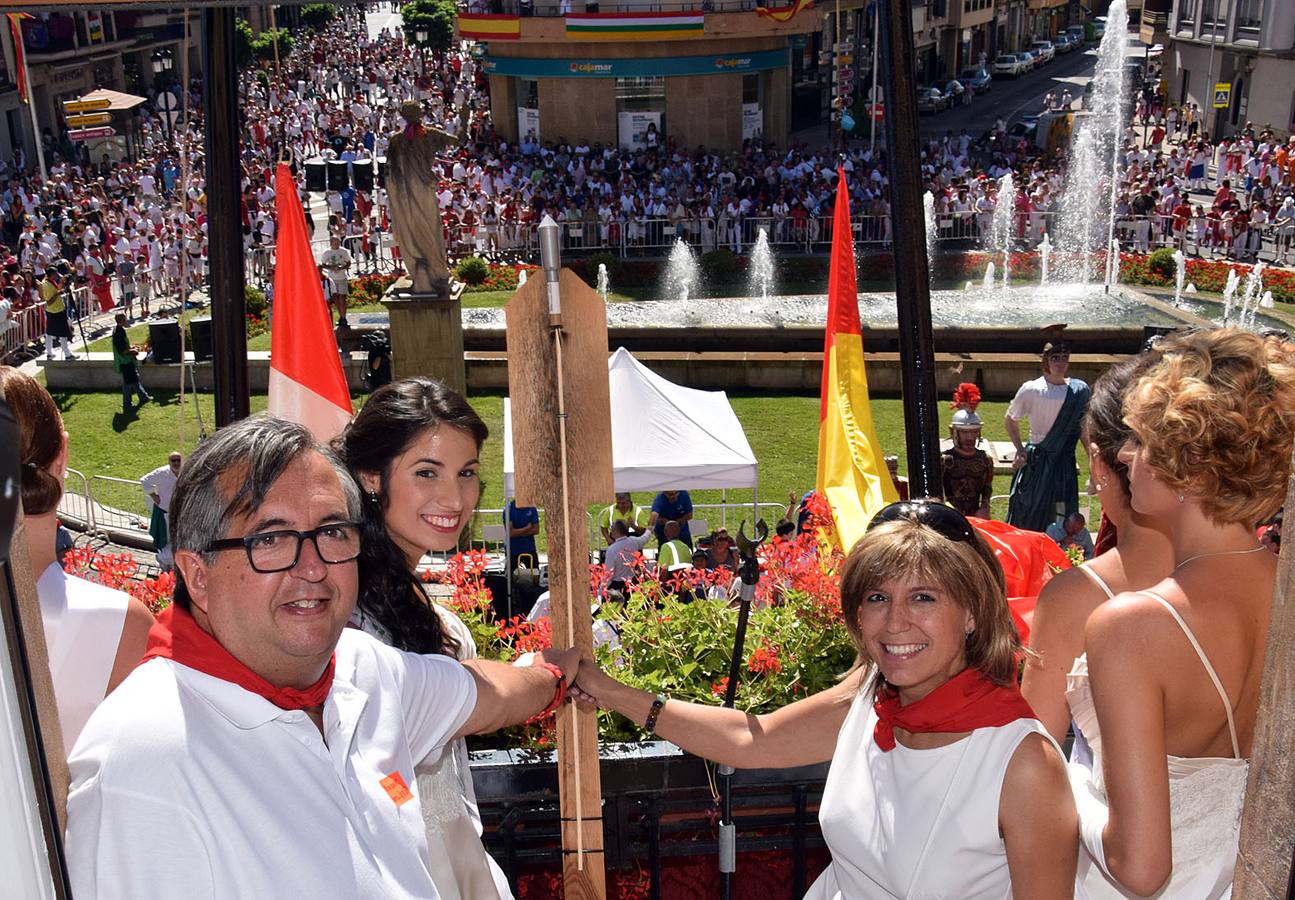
[[1039, 232, 1052, 285], [990, 173, 1016, 288], [1172, 249, 1186, 305], [748, 228, 777, 302], [923, 192, 937, 286], [1105, 239, 1121, 290], [1261, 290, 1275, 309], [1222, 268, 1241, 324], [982, 261, 996, 290], [1055, 0, 1130, 284], [663, 238, 700, 303], [1185, 283, 1197, 293], [596, 262, 610, 303], [1237, 262, 1265, 328], [964, 281, 975, 291], [518, 269, 528, 287]]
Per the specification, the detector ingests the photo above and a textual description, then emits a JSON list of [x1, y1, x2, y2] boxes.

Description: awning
[[76, 88, 146, 111]]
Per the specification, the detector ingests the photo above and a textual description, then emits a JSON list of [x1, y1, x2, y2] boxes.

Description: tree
[[235, 18, 255, 68], [251, 28, 295, 63], [402, 0, 457, 55], [301, 3, 336, 30]]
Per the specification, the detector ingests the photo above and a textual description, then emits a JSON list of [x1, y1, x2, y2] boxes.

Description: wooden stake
[[1233, 457, 1295, 897], [506, 269, 612, 900]]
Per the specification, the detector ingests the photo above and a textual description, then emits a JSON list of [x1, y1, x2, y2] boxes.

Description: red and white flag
[[268, 163, 352, 440]]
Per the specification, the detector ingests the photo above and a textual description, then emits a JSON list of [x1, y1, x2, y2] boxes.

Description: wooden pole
[[878, 0, 941, 498], [506, 269, 612, 900], [1232, 455, 1295, 898]]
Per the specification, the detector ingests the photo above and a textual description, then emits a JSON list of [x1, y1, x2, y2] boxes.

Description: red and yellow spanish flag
[[268, 163, 353, 441], [815, 166, 897, 551], [757, 0, 814, 23], [457, 13, 521, 41], [7, 14, 31, 103]]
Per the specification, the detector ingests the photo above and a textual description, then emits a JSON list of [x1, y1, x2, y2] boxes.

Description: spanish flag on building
[[815, 166, 897, 551], [457, 13, 521, 41], [757, 0, 815, 23], [565, 12, 704, 41]]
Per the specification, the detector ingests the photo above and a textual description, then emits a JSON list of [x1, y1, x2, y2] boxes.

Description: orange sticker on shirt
[[380, 771, 413, 806]]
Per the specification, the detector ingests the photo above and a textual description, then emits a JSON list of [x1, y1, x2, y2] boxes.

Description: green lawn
[[53, 390, 1087, 538]]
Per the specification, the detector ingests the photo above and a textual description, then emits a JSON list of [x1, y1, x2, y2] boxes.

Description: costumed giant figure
[[385, 100, 464, 297]]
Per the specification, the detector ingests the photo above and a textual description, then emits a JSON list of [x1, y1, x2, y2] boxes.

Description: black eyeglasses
[[206, 522, 362, 573], [866, 500, 977, 545]]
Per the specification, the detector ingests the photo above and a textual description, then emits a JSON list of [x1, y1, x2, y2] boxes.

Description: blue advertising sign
[[482, 49, 790, 79]]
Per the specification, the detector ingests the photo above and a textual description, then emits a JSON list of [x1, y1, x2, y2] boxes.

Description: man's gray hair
[[169, 414, 361, 610]]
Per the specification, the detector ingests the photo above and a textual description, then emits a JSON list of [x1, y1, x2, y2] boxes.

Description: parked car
[[992, 54, 1025, 77], [958, 66, 993, 92], [916, 85, 948, 113], [1091, 16, 1107, 37], [1053, 33, 1076, 53], [1020, 49, 1041, 70], [1065, 24, 1085, 43], [1030, 40, 1056, 62], [943, 78, 968, 106]]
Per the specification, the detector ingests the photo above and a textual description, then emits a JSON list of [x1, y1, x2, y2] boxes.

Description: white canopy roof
[[503, 347, 758, 496]]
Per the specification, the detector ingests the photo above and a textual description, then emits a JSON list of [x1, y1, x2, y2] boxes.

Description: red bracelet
[[527, 661, 567, 723]]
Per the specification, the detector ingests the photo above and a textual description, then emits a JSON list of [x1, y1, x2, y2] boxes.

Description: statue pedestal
[[380, 277, 467, 395]]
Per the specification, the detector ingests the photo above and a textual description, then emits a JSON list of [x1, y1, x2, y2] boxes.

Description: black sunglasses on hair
[[866, 499, 977, 545]]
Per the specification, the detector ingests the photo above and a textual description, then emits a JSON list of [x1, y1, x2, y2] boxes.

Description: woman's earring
[[1177, 493, 1185, 503], [368, 489, 379, 505]]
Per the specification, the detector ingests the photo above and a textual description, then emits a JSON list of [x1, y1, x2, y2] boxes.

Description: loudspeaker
[[327, 159, 350, 191], [352, 159, 374, 192], [304, 158, 326, 192], [188, 316, 213, 362], [149, 319, 182, 363]]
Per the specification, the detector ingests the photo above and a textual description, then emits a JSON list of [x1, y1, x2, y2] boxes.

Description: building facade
[[1166, 0, 1295, 139], [469, 5, 818, 152]]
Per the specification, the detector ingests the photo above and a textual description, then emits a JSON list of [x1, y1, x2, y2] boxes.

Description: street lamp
[[151, 48, 177, 143]]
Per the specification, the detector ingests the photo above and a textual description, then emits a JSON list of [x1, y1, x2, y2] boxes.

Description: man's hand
[[538, 646, 580, 686]]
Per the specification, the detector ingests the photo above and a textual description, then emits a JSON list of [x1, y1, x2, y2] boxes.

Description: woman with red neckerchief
[[572, 500, 1077, 898]]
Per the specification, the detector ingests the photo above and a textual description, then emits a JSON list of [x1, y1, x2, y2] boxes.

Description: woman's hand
[[569, 655, 619, 710]]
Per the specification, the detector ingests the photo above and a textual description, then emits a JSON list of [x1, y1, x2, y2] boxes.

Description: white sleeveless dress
[[36, 563, 130, 751], [1065, 589, 1249, 899], [805, 676, 1059, 899]]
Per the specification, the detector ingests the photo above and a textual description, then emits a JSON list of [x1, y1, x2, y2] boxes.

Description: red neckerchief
[[873, 666, 1036, 752], [141, 604, 335, 710]]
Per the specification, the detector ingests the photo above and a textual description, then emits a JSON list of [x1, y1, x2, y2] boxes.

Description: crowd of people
[[7, 2, 1295, 367]]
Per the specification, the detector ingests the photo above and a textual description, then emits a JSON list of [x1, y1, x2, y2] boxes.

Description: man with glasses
[[66, 415, 578, 898]]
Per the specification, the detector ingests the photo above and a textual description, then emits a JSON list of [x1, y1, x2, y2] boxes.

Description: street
[[918, 44, 1098, 139]]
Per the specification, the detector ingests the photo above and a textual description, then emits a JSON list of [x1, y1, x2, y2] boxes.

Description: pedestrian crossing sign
[[1213, 83, 1231, 109]]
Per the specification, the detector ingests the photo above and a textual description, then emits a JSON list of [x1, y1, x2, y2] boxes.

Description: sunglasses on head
[[866, 499, 977, 546]]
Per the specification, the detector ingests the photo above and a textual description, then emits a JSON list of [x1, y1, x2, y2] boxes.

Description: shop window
[[615, 76, 665, 110], [743, 74, 761, 105], [520, 78, 539, 108]]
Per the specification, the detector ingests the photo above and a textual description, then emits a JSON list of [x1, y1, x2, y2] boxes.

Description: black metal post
[[879, 0, 942, 498], [202, 7, 249, 426]]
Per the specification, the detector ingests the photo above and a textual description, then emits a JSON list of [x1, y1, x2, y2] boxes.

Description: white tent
[[503, 347, 758, 496]]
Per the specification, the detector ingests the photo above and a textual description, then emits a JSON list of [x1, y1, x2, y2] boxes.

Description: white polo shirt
[[65, 628, 477, 899], [1005, 376, 1071, 445]]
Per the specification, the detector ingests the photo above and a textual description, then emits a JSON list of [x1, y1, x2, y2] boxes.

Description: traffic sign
[[1212, 82, 1231, 109], [157, 91, 178, 111], [868, 103, 884, 121], [62, 97, 111, 113], [833, 41, 853, 52], [68, 127, 115, 141], [66, 112, 111, 128], [837, 54, 853, 65]]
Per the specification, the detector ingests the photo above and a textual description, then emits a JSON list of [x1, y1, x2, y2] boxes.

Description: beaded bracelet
[[643, 693, 667, 734]]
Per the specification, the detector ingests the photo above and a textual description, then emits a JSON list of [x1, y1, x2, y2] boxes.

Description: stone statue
[[385, 101, 462, 297]]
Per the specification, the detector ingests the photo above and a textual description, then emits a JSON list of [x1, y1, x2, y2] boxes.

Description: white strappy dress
[[1065, 590, 1249, 899]]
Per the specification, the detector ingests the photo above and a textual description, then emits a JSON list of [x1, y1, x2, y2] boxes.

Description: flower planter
[[471, 740, 831, 900]]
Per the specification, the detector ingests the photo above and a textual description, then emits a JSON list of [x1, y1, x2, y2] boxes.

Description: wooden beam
[[506, 269, 612, 900], [1233, 458, 1295, 897]]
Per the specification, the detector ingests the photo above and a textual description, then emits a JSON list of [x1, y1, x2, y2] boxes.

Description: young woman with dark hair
[[337, 376, 512, 900]]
